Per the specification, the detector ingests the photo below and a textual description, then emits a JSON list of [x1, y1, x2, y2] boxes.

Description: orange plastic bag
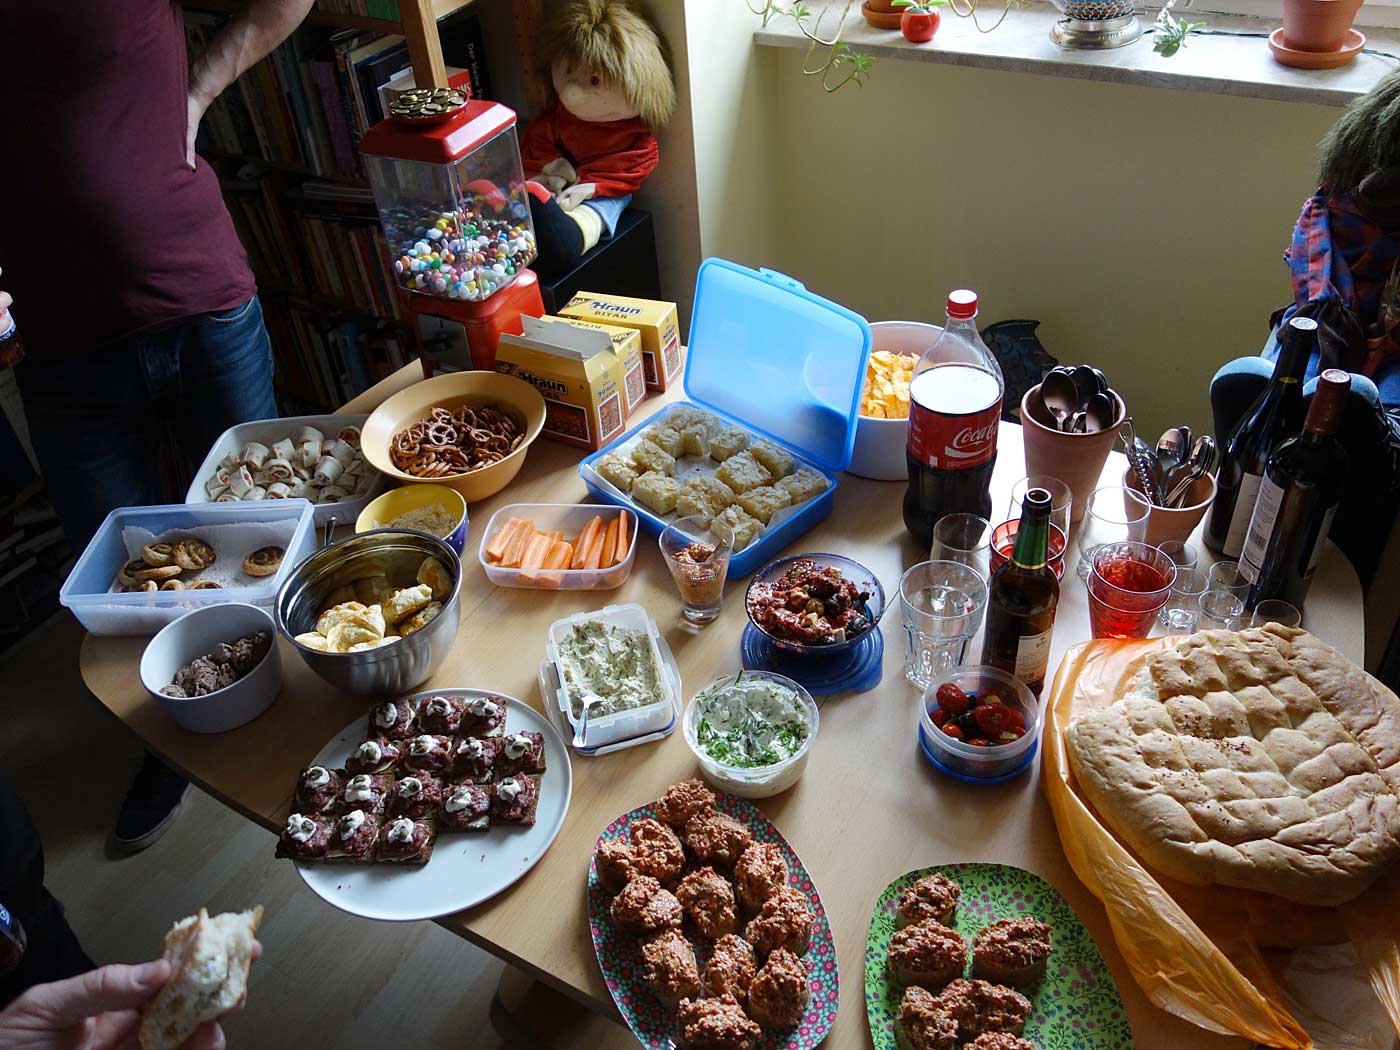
[[1043, 637, 1400, 1050]]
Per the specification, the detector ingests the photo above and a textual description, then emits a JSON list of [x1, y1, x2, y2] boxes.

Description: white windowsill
[[753, 4, 1400, 107]]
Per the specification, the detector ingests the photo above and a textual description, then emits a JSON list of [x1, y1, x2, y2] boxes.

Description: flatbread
[[1065, 625, 1400, 906], [138, 906, 263, 1050]]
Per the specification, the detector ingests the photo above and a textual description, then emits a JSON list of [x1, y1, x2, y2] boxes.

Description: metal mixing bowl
[[276, 528, 462, 698]]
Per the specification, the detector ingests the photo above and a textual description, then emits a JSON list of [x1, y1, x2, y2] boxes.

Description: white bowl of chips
[[848, 322, 941, 481]]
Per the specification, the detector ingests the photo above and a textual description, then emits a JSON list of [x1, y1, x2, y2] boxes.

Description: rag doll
[[520, 0, 675, 278]]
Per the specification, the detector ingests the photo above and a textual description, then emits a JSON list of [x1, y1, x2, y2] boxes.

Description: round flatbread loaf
[[1065, 625, 1400, 906]]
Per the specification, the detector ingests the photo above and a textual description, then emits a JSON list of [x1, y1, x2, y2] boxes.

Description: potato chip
[[860, 349, 918, 418]]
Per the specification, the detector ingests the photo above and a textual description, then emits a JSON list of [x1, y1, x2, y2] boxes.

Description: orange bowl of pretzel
[[362, 371, 547, 503]]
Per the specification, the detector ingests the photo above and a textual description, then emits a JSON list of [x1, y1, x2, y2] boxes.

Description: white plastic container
[[917, 665, 1041, 782], [60, 500, 317, 636], [480, 503, 636, 590], [544, 603, 677, 749], [185, 413, 385, 526], [682, 671, 818, 799], [140, 604, 282, 733], [848, 321, 942, 481]]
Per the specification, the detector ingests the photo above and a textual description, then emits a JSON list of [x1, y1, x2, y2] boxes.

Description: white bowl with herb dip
[[683, 670, 818, 799]]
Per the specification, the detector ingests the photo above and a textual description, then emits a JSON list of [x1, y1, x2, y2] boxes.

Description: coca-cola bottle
[[903, 289, 1005, 547]]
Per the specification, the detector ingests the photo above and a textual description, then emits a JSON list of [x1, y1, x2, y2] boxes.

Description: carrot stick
[[502, 521, 535, 568], [600, 518, 620, 569], [582, 524, 606, 570], [570, 517, 602, 569], [520, 532, 552, 570], [544, 539, 573, 569], [546, 530, 565, 542], [613, 511, 631, 566], [484, 518, 525, 563]]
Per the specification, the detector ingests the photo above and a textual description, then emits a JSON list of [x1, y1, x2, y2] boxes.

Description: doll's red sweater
[[520, 103, 659, 198]]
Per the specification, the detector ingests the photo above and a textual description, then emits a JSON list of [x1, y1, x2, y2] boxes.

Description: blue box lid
[[683, 259, 872, 473]]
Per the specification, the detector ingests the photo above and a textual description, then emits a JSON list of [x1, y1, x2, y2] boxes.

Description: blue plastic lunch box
[[579, 258, 873, 577]]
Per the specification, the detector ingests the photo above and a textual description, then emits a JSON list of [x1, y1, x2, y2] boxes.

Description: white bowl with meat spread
[[683, 670, 819, 798], [140, 603, 281, 733]]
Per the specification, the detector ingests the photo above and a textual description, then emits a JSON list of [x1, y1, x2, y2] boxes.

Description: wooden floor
[[1, 615, 512, 1050]]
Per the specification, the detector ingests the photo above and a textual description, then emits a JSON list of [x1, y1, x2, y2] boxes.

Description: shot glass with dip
[[659, 517, 734, 625]]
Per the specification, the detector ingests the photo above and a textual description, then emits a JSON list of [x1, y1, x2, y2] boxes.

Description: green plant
[[893, 0, 949, 13], [1152, 0, 1206, 56], [747, 1, 874, 91]]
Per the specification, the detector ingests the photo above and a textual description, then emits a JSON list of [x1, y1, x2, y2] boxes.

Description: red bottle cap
[[947, 289, 978, 320]]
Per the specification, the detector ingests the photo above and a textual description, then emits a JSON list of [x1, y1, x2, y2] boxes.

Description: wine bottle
[[1241, 369, 1350, 610], [1204, 316, 1316, 556], [980, 487, 1059, 694]]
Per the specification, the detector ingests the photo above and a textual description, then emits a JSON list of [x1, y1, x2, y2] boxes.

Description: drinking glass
[[1207, 560, 1251, 599], [1251, 599, 1302, 628], [1087, 542, 1176, 639], [899, 560, 989, 689], [659, 516, 733, 625], [929, 514, 992, 582], [1159, 567, 1207, 632], [989, 520, 1068, 579], [1008, 476, 1073, 541], [1156, 540, 1198, 571], [1199, 589, 1245, 629], [1075, 486, 1151, 581]]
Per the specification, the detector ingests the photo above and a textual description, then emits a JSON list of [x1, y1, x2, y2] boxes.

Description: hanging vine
[[747, 1, 875, 91]]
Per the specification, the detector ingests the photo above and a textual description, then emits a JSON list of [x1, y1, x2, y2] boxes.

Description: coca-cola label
[[908, 364, 1002, 470]]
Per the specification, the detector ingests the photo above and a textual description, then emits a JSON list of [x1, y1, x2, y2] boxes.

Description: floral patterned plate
[[865, 863, 1133, 1050], [587, 793, 839, 1049]]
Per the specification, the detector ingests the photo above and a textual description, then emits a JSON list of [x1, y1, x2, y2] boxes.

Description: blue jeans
[[17, 295, 277, 548]]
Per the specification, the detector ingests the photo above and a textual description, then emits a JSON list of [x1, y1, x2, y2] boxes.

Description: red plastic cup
[[989, 521, 1067, 579], [1087, 541, 1176, 639]]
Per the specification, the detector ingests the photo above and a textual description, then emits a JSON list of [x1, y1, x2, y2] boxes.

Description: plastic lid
[[947, 289, 978, 319], [359, 99, 517, 165], [685, 259, 872, 472]]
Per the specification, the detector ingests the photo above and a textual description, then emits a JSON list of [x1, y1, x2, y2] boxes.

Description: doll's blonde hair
[[539, 0, 676, 128]]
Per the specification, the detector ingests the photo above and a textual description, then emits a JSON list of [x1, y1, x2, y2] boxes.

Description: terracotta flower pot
[[1282, 0, 1362, 52], [1123, 467, 1216, 547], [862, 0, 907, 29], [1020, 384, 1125, 525]]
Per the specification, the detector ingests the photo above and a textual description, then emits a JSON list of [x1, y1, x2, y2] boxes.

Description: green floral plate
[[865, 862, 1133, 1049]]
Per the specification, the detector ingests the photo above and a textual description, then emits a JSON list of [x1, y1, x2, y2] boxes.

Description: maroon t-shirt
[[0, 1, 256, 352]]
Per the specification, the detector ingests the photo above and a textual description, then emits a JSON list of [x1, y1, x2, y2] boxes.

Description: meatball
[[965, 1034, 1036, 1050], [704, 934, 758, 1005], [971, 918, 1053, 987], [746, 947, 809, 1029], [733, 842, 789, 913], [743, 886, 813, 957], [896, 985, 960, 1050], [931, 978, 1032, 1041], [610, 875, 683, 936], [888, 920, 968, 989], [640, 929, 701, 1008], [675, 866, 738, 939], [896, 873, 961, 928], [630, 817, 686, 886], [594, 839, 636, 894], [656, 778, 717, 828], [676, 994, 761, 1050], [683, 811, 754, 870]]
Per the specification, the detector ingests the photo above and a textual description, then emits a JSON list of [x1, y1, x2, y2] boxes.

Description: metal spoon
[[1041, 369, 1078, 431], [1088, 365, 1109, 396], [1069, 365, 1100, 411], [1083, 391, 1115, 433], [1165, 436, 1217, 507], [1156, 427, 1187, 467], [572, 692, 603, 750]]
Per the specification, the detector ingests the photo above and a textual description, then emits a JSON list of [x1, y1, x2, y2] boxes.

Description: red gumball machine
[[359, 92, 544, 373]]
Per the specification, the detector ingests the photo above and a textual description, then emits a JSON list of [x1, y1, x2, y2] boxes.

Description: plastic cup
[[1075, 486, 1151, 581], [1156, 540, 1198, 570], [929, 514, 992, 583], [1207, 560, 1251, 598], [899, 561, 989, 690], [1008, 475, 1072, 541], [1251, 599, 1302, 628], [1199, 589, 1245, 629], [1159, 567, 1207, 631], [1087, 541, 1176, 639], [659, 517, 733, 625]]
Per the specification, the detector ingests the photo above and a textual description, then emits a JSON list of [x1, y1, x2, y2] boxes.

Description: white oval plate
[[294, 689, 572, 921]]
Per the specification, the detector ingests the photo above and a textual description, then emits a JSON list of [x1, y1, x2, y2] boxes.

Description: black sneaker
[[114, 754, 190, 853]]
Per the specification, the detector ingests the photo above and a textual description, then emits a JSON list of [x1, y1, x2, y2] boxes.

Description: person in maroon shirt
[[0, 0, 312, 854]]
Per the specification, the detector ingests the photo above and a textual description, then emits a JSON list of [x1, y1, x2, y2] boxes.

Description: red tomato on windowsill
[[901, 9, 939, 41]]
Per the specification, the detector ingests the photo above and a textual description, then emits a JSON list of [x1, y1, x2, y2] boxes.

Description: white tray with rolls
[[185, 413, 386, 526]]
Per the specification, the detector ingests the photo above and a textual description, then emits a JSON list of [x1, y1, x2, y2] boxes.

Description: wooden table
[[79, 365, 1366, 1050]]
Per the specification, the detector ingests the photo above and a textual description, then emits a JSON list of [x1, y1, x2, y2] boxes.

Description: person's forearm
[[189, 0, 315, 107]]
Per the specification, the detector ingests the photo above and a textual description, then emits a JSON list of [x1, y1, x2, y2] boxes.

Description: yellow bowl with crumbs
[[356, 484, 469, 555]]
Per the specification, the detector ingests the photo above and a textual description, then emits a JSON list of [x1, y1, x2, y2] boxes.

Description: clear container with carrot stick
[[478, 503, 637, 589]]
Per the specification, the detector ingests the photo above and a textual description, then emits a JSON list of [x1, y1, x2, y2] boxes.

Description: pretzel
[[389, 401, 525, 478]]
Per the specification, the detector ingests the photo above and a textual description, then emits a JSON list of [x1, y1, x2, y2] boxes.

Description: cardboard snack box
[[551, 316, 647, 418], [495, 318, 626, 450], [558, 292, 682, 392]]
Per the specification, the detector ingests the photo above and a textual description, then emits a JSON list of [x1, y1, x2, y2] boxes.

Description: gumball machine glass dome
[[360, 98, 538, 304]]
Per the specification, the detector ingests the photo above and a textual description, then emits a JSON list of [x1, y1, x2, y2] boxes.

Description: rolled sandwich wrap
[[263, 458, 295, 482], [297, 425, 324, 445], [328, 439, 358, 468], [313, 456, 343, 487], [227, 466, 255, 497], [265, 481, 292, 498], [270, 437, 296, 462], [241, 441, 270, 470]]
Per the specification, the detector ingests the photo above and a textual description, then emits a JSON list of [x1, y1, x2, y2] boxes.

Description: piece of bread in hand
[[139, 906, 263, 1050]]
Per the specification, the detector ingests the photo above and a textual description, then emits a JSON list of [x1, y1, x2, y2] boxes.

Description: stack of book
[[264, 303, 413, 412]]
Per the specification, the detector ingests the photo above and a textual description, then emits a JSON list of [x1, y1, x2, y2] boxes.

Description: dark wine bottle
[[1240, 369, 1350, 610], [1204, 316, 1316, 556], [979, 487, 1059, 694]]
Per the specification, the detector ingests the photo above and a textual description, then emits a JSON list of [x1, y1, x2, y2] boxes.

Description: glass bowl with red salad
[[917, 665, 1041, 782], [744, 553, 887, 656]]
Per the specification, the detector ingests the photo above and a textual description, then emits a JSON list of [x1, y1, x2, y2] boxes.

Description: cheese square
[[640, 424, 685, 457], [749, 439, 794, 480], [714, 451, 772, 494], [595, 451, 640, 492], [666, 405, 705, 431], [708, 426, 750, 462], [630, 438, 677, 476], [632, 471, 682, 515], [776, 467, 828, 505], [676, 475, 736, 520], [736, 485, 792, 525], [713, 504, 763, 551], [679, 425, 710, 458]]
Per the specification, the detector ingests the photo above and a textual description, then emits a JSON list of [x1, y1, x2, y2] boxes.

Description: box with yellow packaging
[[551, 316, 647, 418], [495, 317, 627, 451], [558, 291, 682, 392]]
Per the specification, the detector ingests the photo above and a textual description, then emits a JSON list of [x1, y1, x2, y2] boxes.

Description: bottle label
[[1223, 471, 1264, 558], [1013, 629, 1053, 682], [1240, 475, 1286, 582], [1306, 505, 1339, 574], [907, 365, 1002, 470]]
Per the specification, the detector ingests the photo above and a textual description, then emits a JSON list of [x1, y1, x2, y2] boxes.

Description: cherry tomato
[[972, 703, 1013, 736], [968, 737, 991, 746], [942, 723, 964, 739], [1002, 706, 1027, 732], [936, 682, 970, 716], [930, 707, 949, 726]]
